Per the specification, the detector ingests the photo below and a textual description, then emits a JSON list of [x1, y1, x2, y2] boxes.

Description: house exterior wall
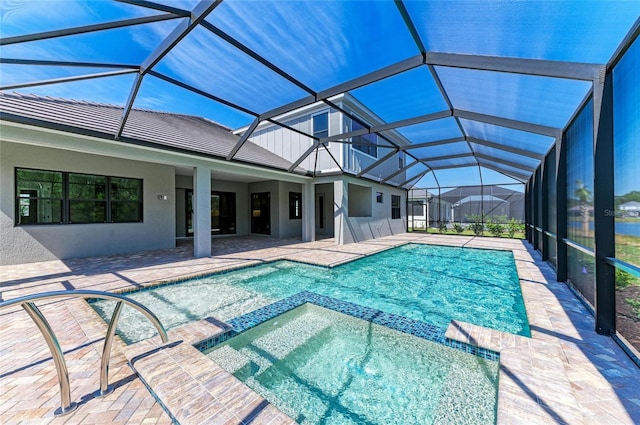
[[1, 99, 409, 263], [248, 108, 341, 173], [278, 181, 303, 238], [245, 180, 304, 239], [331, 176, 406, 244], [340, 105, 407, 184], [175, 175, 250, 238], [0, 141, 175, 265], [240, 95, 408, 183]]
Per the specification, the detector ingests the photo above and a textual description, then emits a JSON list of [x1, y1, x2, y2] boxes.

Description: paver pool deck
[[1, 234, 639, 424]]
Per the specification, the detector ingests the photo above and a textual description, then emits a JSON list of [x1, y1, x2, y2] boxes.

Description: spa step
[[207, 308, 334, 381], [124, 338, 297, 425]]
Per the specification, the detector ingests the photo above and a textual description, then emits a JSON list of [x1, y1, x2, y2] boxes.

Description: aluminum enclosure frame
[[0, 0, 619, 189]]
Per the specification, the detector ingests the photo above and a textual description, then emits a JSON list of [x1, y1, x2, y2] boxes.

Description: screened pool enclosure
[[0, 1, 639, 356]]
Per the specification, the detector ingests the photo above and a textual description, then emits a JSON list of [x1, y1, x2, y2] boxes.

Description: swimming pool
[[92, 243, 529, 344], [206, 303, 499, 425]]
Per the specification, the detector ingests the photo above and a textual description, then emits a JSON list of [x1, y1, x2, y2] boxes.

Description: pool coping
[[444, 320, 586, 423], [123, 337, 295, 425]]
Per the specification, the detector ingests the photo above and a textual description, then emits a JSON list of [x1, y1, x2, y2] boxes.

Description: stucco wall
[[0, 141, 176, 265], [334, 177, 406, 244], [347, 183, 372, 217], [278, 181, 303, 238]]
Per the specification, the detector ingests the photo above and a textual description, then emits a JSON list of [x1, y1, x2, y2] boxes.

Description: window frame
[[15, 167, 143, 226], [289, 192, 302, 219], [391, 194, 401, 219], [349, 116, 378, 159], [67, 172, 107, 224], [15, 168, 64, 225], [312, 110, 330, 139], [110, 176, 144, 224]]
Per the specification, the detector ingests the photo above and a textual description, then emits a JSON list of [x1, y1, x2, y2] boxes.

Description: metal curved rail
[[0, 290, 169, 417]]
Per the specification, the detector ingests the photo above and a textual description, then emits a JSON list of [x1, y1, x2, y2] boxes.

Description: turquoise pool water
[[92, 243, 529, 344], [206, 304, 499, 425]]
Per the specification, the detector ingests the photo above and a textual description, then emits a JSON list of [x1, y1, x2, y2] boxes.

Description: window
[[391, 195, 401, 219], [212, 191, 236, 234], [351, 118, 377, 158], [111, 177, 143, 223], [289, 192, 302, 219], [68, 173, 106, 223], [15, 169, 63, 224], [312, 112, 328, 138], [15, 168, 142, 225], [398, 152, 404, 169], [376, 192, 383, 203]]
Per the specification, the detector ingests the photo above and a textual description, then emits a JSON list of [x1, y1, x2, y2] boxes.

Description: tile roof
[[0, 92, 302, 174]]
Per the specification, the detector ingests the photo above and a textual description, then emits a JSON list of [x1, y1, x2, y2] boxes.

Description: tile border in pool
[[194, 290, 500, 362]]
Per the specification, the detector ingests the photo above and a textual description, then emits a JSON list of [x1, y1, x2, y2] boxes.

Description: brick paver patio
[[1, 234, 638, 424]]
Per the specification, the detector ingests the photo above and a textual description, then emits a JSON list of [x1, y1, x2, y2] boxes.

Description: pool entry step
[[123, 320, 297, 424]]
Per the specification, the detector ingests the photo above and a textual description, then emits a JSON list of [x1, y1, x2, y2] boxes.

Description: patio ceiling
[[1, 0, 638, 189]]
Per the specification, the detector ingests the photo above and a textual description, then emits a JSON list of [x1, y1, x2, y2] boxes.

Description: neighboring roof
[[454, 195, 508, 205], [620, 201, 640, 208], [0, 92, 300, 173], [440, 185, 523, 199]]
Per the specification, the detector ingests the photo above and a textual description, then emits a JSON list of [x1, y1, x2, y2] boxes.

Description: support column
[[334, 179, 348, 245], [593, 72, 615, 335], [556, 135, 568, 282], [193, 166, 211, 258], [302, 181, 315, 242], [541, 161, 549, 261], [525, 180, 532, 242], [532, 170, 540, 251]]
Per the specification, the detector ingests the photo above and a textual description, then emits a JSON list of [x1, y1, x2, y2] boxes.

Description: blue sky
[[1, 0, 638, 188]]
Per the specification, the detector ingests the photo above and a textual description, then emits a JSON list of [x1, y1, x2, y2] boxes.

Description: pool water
[[92, 243, 529, 344], [206, 304, 499, 425]]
